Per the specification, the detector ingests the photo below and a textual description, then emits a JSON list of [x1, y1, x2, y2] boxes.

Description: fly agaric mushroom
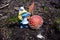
[[29, 15, 43, 29]]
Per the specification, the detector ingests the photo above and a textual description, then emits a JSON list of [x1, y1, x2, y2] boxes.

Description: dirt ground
[[0, 0, 60, 40]]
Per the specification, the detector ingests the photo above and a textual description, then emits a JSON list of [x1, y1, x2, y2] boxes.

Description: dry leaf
[[29, 2, 34, 13]]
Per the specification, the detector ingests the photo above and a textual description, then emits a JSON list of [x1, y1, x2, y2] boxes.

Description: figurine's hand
[[27, 16, 30, 20]]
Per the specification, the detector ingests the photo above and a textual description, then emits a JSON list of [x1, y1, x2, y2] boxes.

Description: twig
[[0, 14, 3, 16], [0, 4, 9, 9]]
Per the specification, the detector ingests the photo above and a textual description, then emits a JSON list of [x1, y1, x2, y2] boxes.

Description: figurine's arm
[[22, 12, 31, 18], [18, 14, 22, 20]]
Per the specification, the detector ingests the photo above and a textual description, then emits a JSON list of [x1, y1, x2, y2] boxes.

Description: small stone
[[0, 14, 3, 16]]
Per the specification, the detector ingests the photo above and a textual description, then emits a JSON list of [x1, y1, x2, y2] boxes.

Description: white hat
[[19, 7, 25, 10]]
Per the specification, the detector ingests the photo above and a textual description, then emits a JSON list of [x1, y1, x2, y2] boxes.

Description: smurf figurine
[[18, 6, 31, 28]]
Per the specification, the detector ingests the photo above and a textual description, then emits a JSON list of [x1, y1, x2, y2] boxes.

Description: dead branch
[[0, 4, 9, 9]]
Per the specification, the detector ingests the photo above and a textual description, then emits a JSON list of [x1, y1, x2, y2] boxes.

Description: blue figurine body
[[18, 7, 31, 28]]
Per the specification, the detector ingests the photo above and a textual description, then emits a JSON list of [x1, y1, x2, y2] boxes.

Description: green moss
[[45, 6, 49, 11], [26, 9, 29, 12], [7, 16, 18, 23], [58, 26, 60, 31], [56, 17, 60, 24], [23, 0, 29, 2], [58, 10, 60, 17], [35, 10, 38, 13], [34, 10, 38, 15]]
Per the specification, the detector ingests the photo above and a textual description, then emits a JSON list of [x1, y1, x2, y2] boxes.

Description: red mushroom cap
[[29, 15, 43, 29]]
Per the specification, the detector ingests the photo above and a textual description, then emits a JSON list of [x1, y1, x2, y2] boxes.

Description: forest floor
[[0, 0, 60, 40]]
